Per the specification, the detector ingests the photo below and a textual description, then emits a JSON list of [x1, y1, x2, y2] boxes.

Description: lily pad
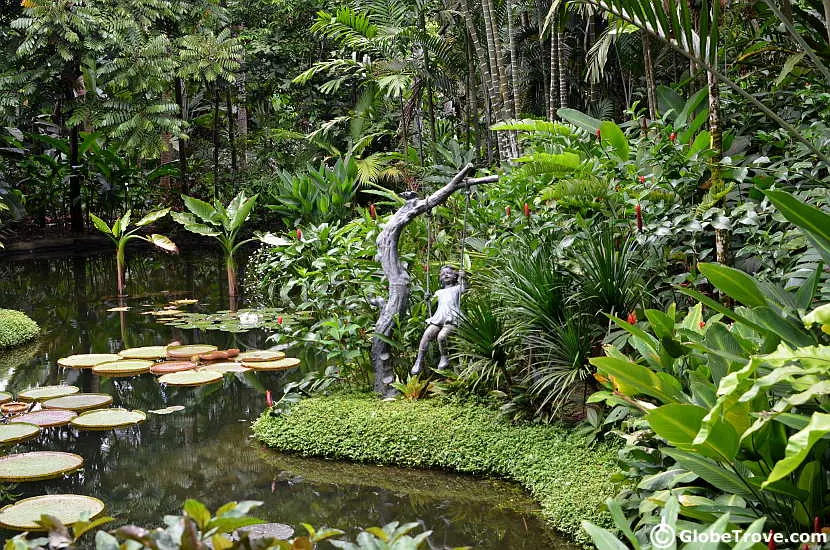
[[57, 354, 122, 368], [0, 423, 40, 445], [166, 344, 218, 359], [158, 370, 223, 387], [15, 409, 77, 428], [17, 385, 79, 402], [0, 392, 11, 404], [244, 358, 301, 371], [199, 362, 250, 374], [118, 346, 168, 360], [0, 402, 30, 415], [150, 361, 197, 375], [171, 299, 198, 305], [0, 451, 84, 482], [0, 494, 105, 530], [92, 360, 153, 377], [236, 350, 285, 362], [236, 523, 294, 541], [106, 306, 130, 312], [148, 405, 185, 415], [42, 393, 113, 412], [71, 408, 146, 430]]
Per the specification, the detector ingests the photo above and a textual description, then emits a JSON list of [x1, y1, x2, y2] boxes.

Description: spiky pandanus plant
[[90, 209, 178, 297]]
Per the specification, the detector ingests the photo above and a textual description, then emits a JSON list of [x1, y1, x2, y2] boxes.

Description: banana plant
[[171, 191, 258, 302], [90, 209, 178, 297]]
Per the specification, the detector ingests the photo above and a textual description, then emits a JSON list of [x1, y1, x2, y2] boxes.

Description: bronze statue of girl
[[411, 266, 466, 375]]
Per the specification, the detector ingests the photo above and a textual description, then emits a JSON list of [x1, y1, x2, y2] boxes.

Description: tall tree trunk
[[226, 90, 237, 184], [549, 28, 560, 119], [642, 33, 658, 119], [823, 0, 830, 44], [708, 69, 730, 267], [507, 0, 521, 118], [481, 0, 517, 157], [212, 84, 221, 199], [419, 10, 438, 150], [557, 31, 568, 109], [174, 77, 189, 195]]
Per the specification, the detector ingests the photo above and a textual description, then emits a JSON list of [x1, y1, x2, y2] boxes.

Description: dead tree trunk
[[371, 164, 499, 396]]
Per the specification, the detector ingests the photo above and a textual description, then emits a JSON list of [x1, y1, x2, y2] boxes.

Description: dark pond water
[[0, 246, 571, 549]]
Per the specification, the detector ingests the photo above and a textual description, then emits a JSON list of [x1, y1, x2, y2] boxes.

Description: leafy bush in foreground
[[0, 309, 39, 348]]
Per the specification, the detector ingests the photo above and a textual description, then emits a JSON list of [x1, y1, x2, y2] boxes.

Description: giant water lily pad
[[70, 408, 146, 430], [166, 344, 217, 359], [0, 494, 105, 530], [14, 409, 77, 428], [1, 402, 30, 415], [118, 346, 167, 360], [92, 360, 153, 377], [0, 392, 11, 404], [148, 405, 185, 415], [42, 393, 113, 412], [57, 354, 122, 368], [150, 361, 197, 375], [244, 358, 301, 371], [18, 385, 79, 402], [236, 350, 285, 362], [158, 370, 222, 387], [0, 423, 40, 445], [199, 362, 250, 374], [0, 451, 84, 482]]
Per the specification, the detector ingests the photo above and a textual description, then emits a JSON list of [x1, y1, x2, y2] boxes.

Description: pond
[[0, 245, 572, 549]]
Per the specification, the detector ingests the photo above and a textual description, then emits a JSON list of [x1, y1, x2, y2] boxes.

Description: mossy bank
[[253, 394, 620, 543], [0, 309, 40, 348]]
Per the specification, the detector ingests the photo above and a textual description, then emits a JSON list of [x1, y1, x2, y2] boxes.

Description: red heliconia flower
[[505, 206, 511, 217], [635, 204, 643, 232], [266, 390, 273, 407], [814, 517, 821, 533], [423, 263, 429, 272], [595, 128, 601, 139], [669, 132, 677, 142], [638, 175, 646, 183], [627, 312, 638, 324], [699, 321, 706, 328], [277, 316, 283, 325], [523, 203, 530, 218], [296, 228, 303, 240], [768, 531, 776, 550], [369, 203, 377, 219]]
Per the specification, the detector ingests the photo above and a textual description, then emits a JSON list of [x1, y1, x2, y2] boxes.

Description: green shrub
[[253, 394, 621, 543], [0, 309, 39, 348]]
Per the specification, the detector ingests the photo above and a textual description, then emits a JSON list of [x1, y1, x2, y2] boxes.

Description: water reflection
[[0, 249, 572, 549]]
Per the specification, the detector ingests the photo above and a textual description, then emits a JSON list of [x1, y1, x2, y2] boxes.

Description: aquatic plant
[[90, 209, 178, 297], [0, 309, 39, 349], [171, 191, 258, 304]]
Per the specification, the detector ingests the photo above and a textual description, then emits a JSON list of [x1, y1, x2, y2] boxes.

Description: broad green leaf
[[743, 307, 814, 347], [145, 234, 178, 253], [763, 189, 830, 265], [182, 195, 220, 224], [599, 120, 629, 161], [580, 521, 628, 550], [557, 108, 602, 132], [661, 449, 752, 497], [656, 85, 684, 118], [647, 403, 739, 459], [230, 195, 257, 231], [698, 263, 767, 308], [686, 130, 711, 159], [89, 214, 112, 236], [773, 52, 806, 88], [589, 356, 685, 404], [765, 412, 830, 486], [183, 499, 211, 530], [135, 208, 170, 227], [206, 516, 263, 534], [803, 303, 830, 329]]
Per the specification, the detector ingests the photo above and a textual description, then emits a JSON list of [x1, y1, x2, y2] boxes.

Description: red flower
[[627, 312, 637, 324], [638, 175, 646, 183], [595, 129, 601, 139], [505, 206, 511, 217], [296, 228, 303, 240], [635, 204, 643, 232], [523, 203, 531, 218], [815, 517, 821, 533], [266, 390, 273, 407], [669, 132, 677, 142], [768, 531, 776, 550], [369, 203, 377, 219], [423, 263, 429, 272], [277, 316, 283, 325], [699, 321, 706, 328]]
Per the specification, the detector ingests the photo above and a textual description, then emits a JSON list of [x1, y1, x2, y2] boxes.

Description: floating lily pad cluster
[[157, 308, 308, 333]]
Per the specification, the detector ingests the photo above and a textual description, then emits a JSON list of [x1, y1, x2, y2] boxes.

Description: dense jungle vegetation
[[2, 0, 830, 548]]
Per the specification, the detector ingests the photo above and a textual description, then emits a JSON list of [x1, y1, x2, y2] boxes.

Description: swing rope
[[459, 179, 471, 269], [425, 211, 433, 317]]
